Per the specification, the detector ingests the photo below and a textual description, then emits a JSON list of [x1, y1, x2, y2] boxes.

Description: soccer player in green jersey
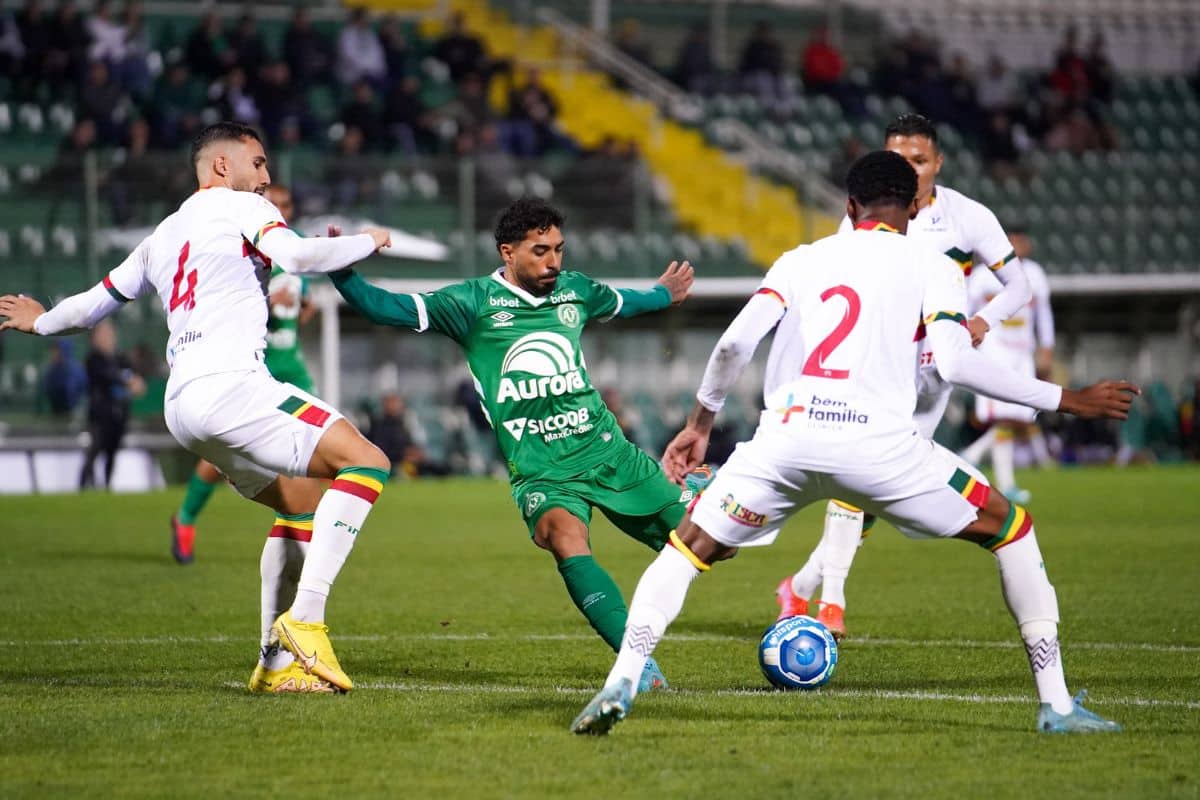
[[330, 197, 703, 692], [170, 184, 317, 564]]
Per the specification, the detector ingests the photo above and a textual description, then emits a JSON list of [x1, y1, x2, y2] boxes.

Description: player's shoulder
[[937, 185, 1000, 223]]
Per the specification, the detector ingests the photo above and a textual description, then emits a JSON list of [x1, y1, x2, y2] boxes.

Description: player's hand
[[0, 294, 46, 334], [657, 260, 694, 306], [1058, 380, 1140, 420], [662, 427, 709, 485], [967, 316, 989, 347], [327, 224, 342, 238], [362, 227, 391, 251]]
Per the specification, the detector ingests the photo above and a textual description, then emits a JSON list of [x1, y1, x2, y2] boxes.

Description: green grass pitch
[[2, 466, 1198, 798]]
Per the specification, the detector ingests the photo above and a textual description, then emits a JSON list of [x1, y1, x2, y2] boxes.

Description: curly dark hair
[[884, 113, 938, 148], [190, 121, 263, 168], [845, 150, 918, 209], [493, 196, 565, 252]]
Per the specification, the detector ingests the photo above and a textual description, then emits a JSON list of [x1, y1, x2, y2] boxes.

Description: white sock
[[605, 545, 700, 697], [790, 547, 824, 601], [994, 531, 1072, 713], [960, 427, 996, 466], [819, 501, 864, 609], [992, 427, 1017, 493], [292, 468, 387, 623], [1028, 427, 1052, 466], [259, 529, 308, 667]]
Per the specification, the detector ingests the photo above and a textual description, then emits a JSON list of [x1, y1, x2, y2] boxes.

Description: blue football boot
[[1037, 690, 1122, 734], [571, 678, 634, 735]]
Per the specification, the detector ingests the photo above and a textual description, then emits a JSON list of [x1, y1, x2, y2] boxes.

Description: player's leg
[[1023, 422, 1054, 468], [990, 423, 1021, 498], [573, 437, 800, 734], [246, 476, 334, 693], [813, 501, 876, 637], [959, 426, 997, 466], [864, 442, 1119, 733], [170, 459, 223, 565]]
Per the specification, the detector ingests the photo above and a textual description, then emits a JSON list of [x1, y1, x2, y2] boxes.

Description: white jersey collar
[[490, 269, 548, 307]]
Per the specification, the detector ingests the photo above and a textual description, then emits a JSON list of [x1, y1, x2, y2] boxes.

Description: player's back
[[761, 226, 943, 462], [140, 188, 274, 394]]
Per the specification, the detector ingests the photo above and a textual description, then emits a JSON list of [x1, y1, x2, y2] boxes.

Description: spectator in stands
[[384, 75, 430, 156], [943, 52, 980, 134], [207, 65, 259, 127], [45, 1, 89, 92], [801, 26, 844, 96], [185, 10, 232, 82], [504, 67, 572, 157], [283, 6, 331, 90], [738, 21, 789, 112], [324, 126, 378, 208], [432, 11, 485, 84], [85, 0, 125, 67], [13, 0, 49, 98], [341, 79, 386, 151], [150, 60, 203, 148], [368, 392, 447, 478], [256, 60, 311, 145], [79, 320, 144, 490], [673, 22, 715, 95], [432, 70, 494, 141], [561, 135, 637, 228], [980, 111, 1021, 180], [614, 19, 652, 68], [1084, 33, 1114, 106], [227, 13, 266, 92], [977, 55, 1019, 115], [378, 14, 412, 84], [827, 134, 867, 188], [43, 339, 87, 418], [105, 118, 163, 225], [0, 9, 23, 80], [78, 60, 130, 145], [119, 3, 153, 98], [337, 7, 386, 90]]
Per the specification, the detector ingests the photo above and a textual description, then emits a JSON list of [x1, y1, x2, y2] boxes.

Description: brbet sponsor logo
[[503, 408, 593, 442], [496, 332, 587, 403], [489, 295, 520, 308]]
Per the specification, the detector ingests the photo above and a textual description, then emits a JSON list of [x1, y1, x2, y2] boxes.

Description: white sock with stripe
[[994, 531, 1072, 713], [790, 545, 824, 602], [260, 518, 310, 668], [292, 467, 388, 623], [819, 501, 865, 608], [606, 543, 701, 697]]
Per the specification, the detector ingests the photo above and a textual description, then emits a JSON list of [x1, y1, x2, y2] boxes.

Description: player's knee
[[355, 440, 390, 474], [534, 521, 588, 558]]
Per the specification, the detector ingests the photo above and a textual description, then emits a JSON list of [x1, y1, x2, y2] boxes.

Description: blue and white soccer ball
[[758, 615, 839, 689]]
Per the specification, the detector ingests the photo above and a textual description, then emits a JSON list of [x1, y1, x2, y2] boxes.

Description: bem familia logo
[[774, 393, 869, 424]]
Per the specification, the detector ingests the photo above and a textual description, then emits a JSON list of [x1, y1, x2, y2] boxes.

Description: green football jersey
[[264, 266, 311, 384], [416, 269, 628, 480]]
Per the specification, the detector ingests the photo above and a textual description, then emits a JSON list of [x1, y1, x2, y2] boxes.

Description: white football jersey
[[757, 222, 967, 444], [101, 187, 289, 395], [968, 257, 1055, 358], [838, 185, 1015, 276]]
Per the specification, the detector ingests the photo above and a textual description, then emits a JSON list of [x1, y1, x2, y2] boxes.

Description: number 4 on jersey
[[170, 241, 197, 311], [801, 285, 860, 380]]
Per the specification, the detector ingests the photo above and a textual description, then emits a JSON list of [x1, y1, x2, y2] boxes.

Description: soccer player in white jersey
[[0, 122, 394, 694], [961, 229, 1057, 500], [777, 114, 1035, 638], [571, 151, 1135, 735]]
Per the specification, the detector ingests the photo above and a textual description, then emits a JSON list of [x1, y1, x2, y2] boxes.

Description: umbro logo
[[491, 311, 515, 327]]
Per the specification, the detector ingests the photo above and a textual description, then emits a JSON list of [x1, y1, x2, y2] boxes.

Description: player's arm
[[0, 238, 150, 335], [662, 288, 785, 482], [615, 260, 693, 318], [1032, 267, 1056, 378], [967, 207, 1031, 343], [329, 269, 472, 341], [236, 192, 390, 274], [923, 256, 1136, 419]]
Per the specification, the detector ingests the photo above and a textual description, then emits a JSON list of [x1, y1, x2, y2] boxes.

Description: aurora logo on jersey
[[497, 332, 586, 403]]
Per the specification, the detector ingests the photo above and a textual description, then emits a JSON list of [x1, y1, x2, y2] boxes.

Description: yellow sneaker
[[271, 610, 354, 692], [247, 661, 337, 694]]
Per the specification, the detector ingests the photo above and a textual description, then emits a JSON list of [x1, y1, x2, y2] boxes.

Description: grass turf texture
[[1, 466, 1198, 798]]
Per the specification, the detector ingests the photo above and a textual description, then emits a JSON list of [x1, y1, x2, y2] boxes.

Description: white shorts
[[690, 428, 990, 548], [165, 369, 342, 499]]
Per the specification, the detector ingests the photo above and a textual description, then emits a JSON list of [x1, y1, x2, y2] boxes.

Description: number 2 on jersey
[[801, 285, 861, 380], [169, 241, 197, 311]]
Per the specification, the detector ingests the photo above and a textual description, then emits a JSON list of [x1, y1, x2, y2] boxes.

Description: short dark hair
[[845, 150, 918, 209], [190, 122, 262, 168], [493, 197, 565, 251], [884, 113, 938, 148]]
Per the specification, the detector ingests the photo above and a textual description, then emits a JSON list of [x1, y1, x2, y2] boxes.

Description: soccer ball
[[758, 615, 838, 689]]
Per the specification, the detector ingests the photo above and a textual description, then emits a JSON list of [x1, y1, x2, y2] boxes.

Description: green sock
[[178, 472, 218, 525], [557, 555, 629, 652]]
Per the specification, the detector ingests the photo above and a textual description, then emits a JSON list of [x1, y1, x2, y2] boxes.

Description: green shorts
[[512, 438, 689, 552]]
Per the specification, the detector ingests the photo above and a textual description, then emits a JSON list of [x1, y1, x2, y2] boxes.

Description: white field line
[[4, 632, 1200, 654], [205, 680, 1200, 710]]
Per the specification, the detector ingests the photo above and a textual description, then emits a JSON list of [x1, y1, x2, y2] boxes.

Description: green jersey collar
[[491, 269, 549, 307]]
